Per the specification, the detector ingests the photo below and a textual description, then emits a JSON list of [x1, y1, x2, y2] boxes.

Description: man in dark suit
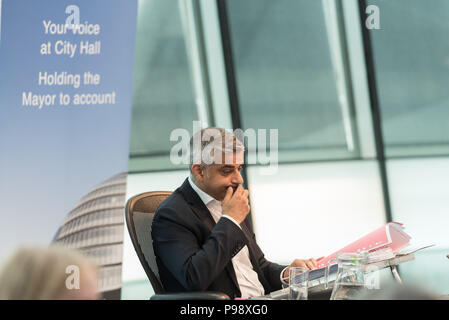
[[152, 128, 320, 299]]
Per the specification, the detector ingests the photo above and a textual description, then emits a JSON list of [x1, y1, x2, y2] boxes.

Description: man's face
[[192, 152, 244, 201]]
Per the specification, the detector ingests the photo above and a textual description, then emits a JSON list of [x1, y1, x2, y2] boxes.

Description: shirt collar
[[188, 176, 217, 206]]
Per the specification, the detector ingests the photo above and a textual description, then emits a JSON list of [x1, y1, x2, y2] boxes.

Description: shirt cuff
[[280, 266, 289, 285], [221, 215, 242, 229]]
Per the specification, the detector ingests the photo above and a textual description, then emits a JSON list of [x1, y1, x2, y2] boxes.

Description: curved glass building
[[53, 173, 126, 299]]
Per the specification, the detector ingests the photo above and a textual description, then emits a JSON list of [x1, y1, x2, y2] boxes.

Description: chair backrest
[[125, 191, 172, 294]]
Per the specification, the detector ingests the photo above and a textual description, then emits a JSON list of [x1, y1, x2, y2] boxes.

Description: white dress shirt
[[188, 177, 265, 298]]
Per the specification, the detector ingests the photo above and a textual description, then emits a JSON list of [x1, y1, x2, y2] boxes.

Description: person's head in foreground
[[0, 245, 100, 300], [190, 127, 245, 201], [355, 283, 441, 300]]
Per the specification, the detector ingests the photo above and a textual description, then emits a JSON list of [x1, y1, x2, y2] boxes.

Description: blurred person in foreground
[[152, 128, 322, 299], [0, 245, 100, 300], [355, 282, 445, 300]]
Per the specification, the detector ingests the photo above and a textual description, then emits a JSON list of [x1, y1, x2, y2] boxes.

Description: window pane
[[368, 0, 449, 157], [226, 0, 357, 162], [247, 161, 386, 263], [387, 158, 449, 294], [129, 0, 197, 171]]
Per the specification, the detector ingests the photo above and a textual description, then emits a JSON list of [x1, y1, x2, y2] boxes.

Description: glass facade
[[129, 0, 198, 171], [367, 0, 449, 294], [122, 0, 449, 298], [227, 0, 358, 161], [368, 0, 449, 157]]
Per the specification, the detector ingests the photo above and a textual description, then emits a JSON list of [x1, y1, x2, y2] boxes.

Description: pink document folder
[[317, 222, 411, 268]]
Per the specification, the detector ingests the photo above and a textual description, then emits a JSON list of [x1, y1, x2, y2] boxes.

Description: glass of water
[[288, 267, 309, 300]]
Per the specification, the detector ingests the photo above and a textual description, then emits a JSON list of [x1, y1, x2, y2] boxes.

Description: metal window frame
[[356, 0, 393, 223]]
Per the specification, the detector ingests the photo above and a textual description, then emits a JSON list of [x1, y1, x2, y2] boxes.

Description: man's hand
[[282, 257, 324, 282], [221, 185, 250, 224]]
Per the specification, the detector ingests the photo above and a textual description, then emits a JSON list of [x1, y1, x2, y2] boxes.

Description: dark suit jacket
[[151, 178, 287, 299]]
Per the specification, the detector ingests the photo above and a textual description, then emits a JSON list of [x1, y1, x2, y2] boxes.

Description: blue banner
[[0, 0, 137, 298]]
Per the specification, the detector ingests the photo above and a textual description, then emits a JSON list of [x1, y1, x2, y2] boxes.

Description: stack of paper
[[317, 222, 412, 268]]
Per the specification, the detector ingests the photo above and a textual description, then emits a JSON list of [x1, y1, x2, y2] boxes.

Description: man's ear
[[191, 164, 204, 181]]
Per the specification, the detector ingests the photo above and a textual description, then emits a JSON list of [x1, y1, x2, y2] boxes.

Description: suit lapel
[[179, 178, 216, 231], [179, 178, 241, 293]]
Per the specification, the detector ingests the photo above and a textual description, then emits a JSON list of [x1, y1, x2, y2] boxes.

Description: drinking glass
[[288, 267, 309, 300], [325, 252, 368, 300]]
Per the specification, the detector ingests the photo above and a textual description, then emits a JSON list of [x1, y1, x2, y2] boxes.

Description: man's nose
[[232, 170, 244, 185]]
